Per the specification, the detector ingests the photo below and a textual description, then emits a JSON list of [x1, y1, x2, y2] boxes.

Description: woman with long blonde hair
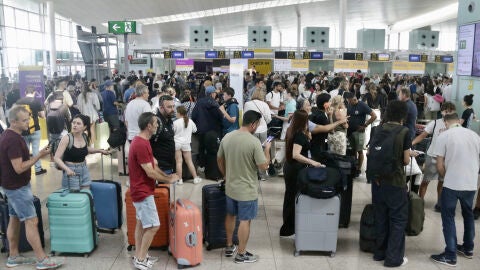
[[328, 95, 349, 155]]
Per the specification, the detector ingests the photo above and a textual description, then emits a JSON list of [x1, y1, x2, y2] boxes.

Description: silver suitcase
[[294, 194, 340, 257]]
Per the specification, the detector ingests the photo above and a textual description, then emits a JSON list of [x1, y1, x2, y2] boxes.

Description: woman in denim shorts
[[54, 114, 110, 190]]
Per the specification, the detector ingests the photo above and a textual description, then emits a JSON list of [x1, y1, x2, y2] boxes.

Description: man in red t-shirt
[[128, 112, 178, 270]]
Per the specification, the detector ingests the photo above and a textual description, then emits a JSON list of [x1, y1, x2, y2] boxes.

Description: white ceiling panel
[[30, 0, 459, 48]]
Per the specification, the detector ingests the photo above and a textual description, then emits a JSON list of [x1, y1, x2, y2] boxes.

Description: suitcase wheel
[[84, 253, 89, 258], [50, 251, 55, 256], [294, 251, 299, 257], [127, 245, 133, 251], [178, 264, 187, 269], [330, 252, 335, 258]]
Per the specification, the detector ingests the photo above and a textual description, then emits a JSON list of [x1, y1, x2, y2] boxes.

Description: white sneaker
[[193, 177, 202, 184], [401, 257, 408, 266], [146, 254, 158, 263], [177, 179, 183, 185], [133, 257, 153, 269]]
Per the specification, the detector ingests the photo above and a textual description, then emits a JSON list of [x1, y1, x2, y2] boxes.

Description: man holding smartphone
[[0, 106, 64, 269]]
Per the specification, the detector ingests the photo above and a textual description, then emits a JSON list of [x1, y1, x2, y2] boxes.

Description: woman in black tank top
[[54, 114, 110, 190]]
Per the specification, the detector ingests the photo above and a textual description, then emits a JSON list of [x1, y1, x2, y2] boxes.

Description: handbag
[[405, 156, 422, 176]]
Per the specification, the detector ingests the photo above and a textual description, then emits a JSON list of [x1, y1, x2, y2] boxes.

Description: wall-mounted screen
[[457, 23, 476, 76], [409, 54, 421, 62], [472, 23, 480, 77]]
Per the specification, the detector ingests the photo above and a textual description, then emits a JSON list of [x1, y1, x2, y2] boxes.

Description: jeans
[[372, 182, 408, 267], [23, 130, 42, 172], [440, 187, 476, 260]]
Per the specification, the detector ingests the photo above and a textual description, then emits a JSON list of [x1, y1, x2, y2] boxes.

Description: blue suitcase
[[90, 156, 122, 232], [47, 188, 97, 257]]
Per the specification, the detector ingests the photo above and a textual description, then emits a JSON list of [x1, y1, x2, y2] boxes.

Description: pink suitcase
[[169, 186, 203, 269]]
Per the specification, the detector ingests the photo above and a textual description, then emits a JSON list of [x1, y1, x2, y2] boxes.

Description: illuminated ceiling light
[[389, 3, 458, 33], [133, 0, 328, 25]]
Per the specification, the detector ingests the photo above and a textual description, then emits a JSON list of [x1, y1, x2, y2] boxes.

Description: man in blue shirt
[[219, 87, 240, 136], [101, 80, 120, 131], [399, 87, 417, 141]]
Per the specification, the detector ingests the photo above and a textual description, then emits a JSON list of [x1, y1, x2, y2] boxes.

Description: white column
[[339, 0, 347, 49], [47, 1, 56, 77], [296, 7, 301, 52]]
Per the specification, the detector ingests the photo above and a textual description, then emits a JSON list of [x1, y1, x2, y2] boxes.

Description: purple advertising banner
[[19, 66, 45, 102], [176, 59, 194, 66]]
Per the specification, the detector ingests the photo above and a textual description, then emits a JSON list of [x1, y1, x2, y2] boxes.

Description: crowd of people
[[0, 68, 480, 269]]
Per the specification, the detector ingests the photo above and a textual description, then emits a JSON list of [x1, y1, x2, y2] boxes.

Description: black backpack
[[366, 125, 407, 182], [297, 166, 341, 199]]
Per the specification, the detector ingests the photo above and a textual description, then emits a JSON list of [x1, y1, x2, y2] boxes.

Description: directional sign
[[108, 21, 137, 34]]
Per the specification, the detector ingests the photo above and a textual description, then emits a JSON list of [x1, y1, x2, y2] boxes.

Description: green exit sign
[[108, 21, 137, 34]]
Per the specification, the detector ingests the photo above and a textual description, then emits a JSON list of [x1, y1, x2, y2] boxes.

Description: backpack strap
[[66, 133, 74, 150]]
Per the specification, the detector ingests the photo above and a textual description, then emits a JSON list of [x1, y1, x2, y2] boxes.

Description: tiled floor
[[1, 153, 480, 270]]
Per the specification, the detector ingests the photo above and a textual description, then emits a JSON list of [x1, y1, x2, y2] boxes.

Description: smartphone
[[263, 135, 275, 146]]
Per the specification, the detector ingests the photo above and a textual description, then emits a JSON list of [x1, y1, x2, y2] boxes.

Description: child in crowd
[[173, 106, 202, 185]]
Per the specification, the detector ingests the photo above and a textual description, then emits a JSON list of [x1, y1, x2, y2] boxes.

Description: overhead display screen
[[371, 53, 390, 61], [457, 23, 475, 76]]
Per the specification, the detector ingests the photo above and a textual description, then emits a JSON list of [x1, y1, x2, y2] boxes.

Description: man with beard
[[150, 95, 176, 175]]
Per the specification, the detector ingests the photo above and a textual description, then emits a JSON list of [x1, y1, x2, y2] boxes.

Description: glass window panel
[[29, 13, 41, 31], [17, 30, 31, 48], [4, 7, 15, 27], [5, 48, 19, 68], [4, 27, 17, 47], [15, 9, 29, 30], [55, 19, 61, 34], [17, 49, 34, 66], [4, 0, 39, 12], [61, 20, 70, 36], [30, 31, 44, 50]]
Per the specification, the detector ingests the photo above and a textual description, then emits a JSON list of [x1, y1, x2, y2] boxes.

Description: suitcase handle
[[185, 232, 197, 247], [177, 198, 187, 209]]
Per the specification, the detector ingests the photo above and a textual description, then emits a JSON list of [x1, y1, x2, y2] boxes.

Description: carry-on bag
[[47, 175, 97, 257], [406, 191, 425, 236], [0, 193, 45, 253], [169, 183, 203, 268], [202, 182, 239, 250], [359, 204, 376, 253], [90, 155, 122, 232], [297, 166, 341, 199], [125, 184, 169, 251], [295, 194, 340, 257]]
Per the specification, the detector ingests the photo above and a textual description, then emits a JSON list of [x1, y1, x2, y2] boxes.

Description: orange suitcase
[[125, 185, 169, 251], [169, 197, 203, 268]]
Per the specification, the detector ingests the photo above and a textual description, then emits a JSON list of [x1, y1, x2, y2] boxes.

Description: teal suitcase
[[47, 189, 98, 257]]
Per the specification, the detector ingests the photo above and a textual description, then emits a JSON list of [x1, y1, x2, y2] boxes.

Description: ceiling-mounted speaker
[[303, 27, 330, 48], [409, 29, 439, 49], [189, 25, 213, 48], [248, 26, 271, 47]]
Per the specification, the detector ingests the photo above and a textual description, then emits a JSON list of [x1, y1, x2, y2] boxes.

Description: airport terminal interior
[[1, 0, 480, 269]]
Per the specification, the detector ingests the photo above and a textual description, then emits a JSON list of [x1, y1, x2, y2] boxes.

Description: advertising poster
[[175, 59, 194, 72], [471, 23, 480, 77], [19, 66, 45, 102], [457, 24, 475, 76], [229, 64, 244, 111]]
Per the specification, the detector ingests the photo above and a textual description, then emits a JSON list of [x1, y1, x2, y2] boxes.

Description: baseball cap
[[104, 80, 113, 87], [205, 85, 216, 94]]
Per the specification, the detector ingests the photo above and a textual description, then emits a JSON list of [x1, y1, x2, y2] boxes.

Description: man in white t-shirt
[[430, 113, 480, 267], [412, 102, 456, 211], [125, 84, 152, 142], [265, 81, 284, 115]]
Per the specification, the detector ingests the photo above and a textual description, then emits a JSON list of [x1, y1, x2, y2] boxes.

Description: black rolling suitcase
[[202, 182, 239, 250], [317, 152, 355, 228], [0, 193, 45, 253]]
